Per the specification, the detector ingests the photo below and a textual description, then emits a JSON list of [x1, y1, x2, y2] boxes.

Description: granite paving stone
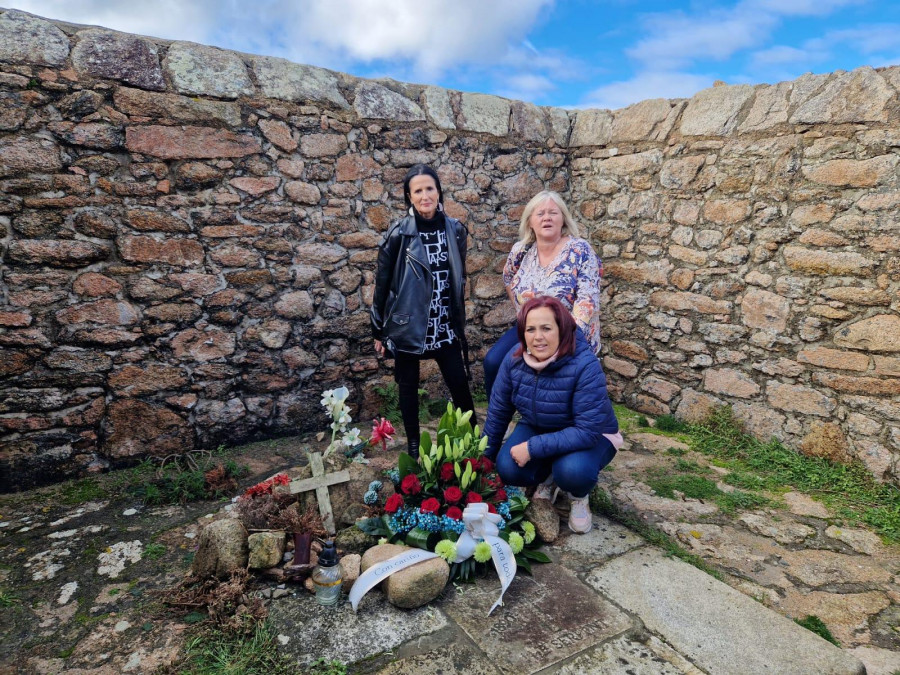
[[586, 547, 866, 675], [442, 563, 632, 675]]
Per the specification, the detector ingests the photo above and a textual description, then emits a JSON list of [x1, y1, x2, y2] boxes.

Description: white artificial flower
[[320, 389, 335, 407], [333, 386, 349, 402], [342, 428, 362, 446]]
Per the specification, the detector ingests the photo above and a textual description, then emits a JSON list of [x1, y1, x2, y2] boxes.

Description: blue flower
[[363, 490, 378, 505], [368, 480, 383, 492], [386, 470, 400, 486], [440, 515, 465, 534], [506, 486, 524, 498]]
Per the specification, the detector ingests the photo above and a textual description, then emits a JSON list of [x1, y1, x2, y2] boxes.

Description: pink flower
[[369, 417, 396, 451], [445, 506, 463, 520], [385, 493, 404, 513], [401, 474, 422, 495], [420, 497, 441, 514], [443, 486, 463, 504]]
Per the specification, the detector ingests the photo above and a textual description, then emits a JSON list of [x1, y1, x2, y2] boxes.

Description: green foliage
[[143, 542, 166, 560], [307, 658, 348, 675], [794, 615, 839, 646], [655, 414, 690, 433], [126, 456, 247, 506], [664, 447, 686, 457], [179, 622, 295, 674], [374, 382, 403, 427], [646, 473, 720, 501], [689, 406, 900, 542], [636, 415, 650, 427], [471, 383, 488, 404], [673, 459, 706, 473], [59, 478, 109, 505], [0, 588, 18, 607]]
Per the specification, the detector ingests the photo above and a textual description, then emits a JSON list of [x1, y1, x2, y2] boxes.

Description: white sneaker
[[533, 477, 559, 504], [568, 493, 593, 534]]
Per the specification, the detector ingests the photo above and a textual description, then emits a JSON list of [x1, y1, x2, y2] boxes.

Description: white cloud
[[749, 44, 815, 68], [8, 1, 216, 44], [496, 72, 556, 102], [580, 70, 713, 111]]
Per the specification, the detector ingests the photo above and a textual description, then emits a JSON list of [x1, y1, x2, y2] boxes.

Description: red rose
[[420, 497, 441, 514], [445, 506, 463, 521], [488, 503, 497, 514], [400, 474, 422, 495], [481, 457, 494, 473], [465, 491, 483, 504], [384, 493, 404, 514], [493, 488, 507, 503], [439, 462, 455, 481], [443, 486, 463, 504]]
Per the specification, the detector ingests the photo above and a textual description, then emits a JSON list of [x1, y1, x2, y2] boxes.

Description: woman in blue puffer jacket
[[482, 296, 621, 533]]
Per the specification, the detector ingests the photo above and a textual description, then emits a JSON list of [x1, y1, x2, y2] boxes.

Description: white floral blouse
[[502, 236, 603, 353]]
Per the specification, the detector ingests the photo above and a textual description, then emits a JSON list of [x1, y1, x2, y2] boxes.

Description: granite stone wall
[[0, 8, 898, 490]]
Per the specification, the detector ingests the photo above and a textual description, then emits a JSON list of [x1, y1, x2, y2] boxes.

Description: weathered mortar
[[0, 8, 898, 490]]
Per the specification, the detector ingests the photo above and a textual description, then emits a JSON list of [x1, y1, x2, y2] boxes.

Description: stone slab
[[267, 589, 447, 667], [442, 563, 631, 674], [586, 548, 865, 675], [372, 642, 503, 675], [549, 514, 645, 569], [556, 634, 704, 675]]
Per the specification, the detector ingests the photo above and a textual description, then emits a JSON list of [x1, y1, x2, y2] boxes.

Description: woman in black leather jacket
[[371, 164, 476, 457]]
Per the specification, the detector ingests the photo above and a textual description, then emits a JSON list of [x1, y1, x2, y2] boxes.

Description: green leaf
[[398, 452, 418, 478], [520, 549, 551, 563], [356, 516, 390, 536], [405, 527, 432, 551], [420, 431, 433, 455], [515, 556, 533, 575]]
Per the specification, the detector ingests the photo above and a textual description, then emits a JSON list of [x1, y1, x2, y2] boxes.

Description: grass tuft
[[179, 622, 296, 674], [688, 407, 900, 542], [794, 615, 839, 646]]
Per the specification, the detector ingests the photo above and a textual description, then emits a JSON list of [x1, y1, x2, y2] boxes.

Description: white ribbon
[[348, 503, 517, 615], [348, 547, 438, 611], [454, 502, 517, 615]]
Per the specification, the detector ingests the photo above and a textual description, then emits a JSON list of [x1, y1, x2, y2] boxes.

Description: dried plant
[[162, 569, 266, 635]]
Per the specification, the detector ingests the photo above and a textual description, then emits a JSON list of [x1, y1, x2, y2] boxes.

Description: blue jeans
[[495, 421, 617, 498], [483, 325, 519, 400]]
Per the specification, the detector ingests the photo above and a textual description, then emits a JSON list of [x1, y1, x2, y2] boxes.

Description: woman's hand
[[374, 339, 384, 357], [510, 441, 530, 467]]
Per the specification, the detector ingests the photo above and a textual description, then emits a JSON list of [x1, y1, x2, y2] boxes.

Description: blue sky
[[8, 0, 900, 109]]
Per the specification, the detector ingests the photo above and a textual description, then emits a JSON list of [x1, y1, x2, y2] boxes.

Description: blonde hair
[[518, 190, 580, 245]]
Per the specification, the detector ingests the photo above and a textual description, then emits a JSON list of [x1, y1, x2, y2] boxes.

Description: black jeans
[[394, 342, 476, 454]]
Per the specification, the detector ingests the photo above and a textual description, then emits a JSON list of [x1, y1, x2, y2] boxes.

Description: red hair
[[514, 296, 577, 359]]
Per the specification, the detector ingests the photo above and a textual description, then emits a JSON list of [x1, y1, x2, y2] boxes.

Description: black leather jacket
[[371, 214, 468, 356]]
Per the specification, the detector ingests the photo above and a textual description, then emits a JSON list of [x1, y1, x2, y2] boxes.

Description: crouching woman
[[481, 296, 622, 533]]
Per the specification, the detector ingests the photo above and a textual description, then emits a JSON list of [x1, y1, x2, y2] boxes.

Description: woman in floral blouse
[[483, 190, 603, 398]]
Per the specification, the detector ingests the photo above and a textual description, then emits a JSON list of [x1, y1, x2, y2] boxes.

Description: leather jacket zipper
[[405, 250, 429, 280]]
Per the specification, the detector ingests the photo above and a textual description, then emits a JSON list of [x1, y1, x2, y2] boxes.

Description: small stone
[[248, 531, 286, 569], [525, 498, 560, 544], [192, 518, 248, 579]]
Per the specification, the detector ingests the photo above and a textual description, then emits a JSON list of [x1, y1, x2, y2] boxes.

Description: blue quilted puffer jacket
[[482, 332, 619, 461]]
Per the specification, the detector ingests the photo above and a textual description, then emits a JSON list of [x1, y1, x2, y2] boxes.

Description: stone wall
[[0, 8, 898, 490]]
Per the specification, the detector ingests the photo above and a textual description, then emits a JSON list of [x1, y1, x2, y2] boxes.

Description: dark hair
[[402, 164, 443, 210], [514, 296, 577, 359]]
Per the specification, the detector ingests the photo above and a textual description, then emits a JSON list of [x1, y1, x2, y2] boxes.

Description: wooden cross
[[289, 451, 350, 534]]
